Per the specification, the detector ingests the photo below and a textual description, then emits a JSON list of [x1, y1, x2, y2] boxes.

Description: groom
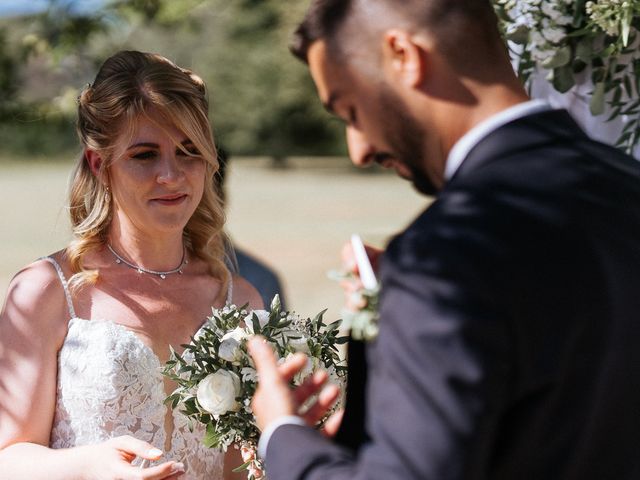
[[249, 0, 640, 478]]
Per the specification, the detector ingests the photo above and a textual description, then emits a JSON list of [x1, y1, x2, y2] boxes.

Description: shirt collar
[[444, 100, 552, 181]]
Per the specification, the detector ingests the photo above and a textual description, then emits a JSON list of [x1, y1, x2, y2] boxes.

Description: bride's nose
[[156, 153, 185, 184]]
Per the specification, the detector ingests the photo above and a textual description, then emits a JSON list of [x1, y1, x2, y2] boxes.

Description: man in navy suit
[[248, 0, 640, 478]]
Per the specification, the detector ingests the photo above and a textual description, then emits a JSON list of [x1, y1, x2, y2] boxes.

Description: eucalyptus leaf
[[624, 76, 634, 98], [542, 47, 572, 69], [590, 82, 606, 116], [575, 39, 592, 60], [232, 459, 253, 473], [552, 65, 575, 93], [622, 8, 632, 47], [506, 25, 530, 45], [203, 422, 219, 448]]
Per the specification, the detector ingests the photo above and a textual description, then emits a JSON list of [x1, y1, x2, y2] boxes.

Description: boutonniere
[[329, 270, 380, 342]]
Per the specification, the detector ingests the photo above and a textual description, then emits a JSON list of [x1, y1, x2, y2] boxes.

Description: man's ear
[[85, 149, 104, 177], [382, 30, 427, 89]]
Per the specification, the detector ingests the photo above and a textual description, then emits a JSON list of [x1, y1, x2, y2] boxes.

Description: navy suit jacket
[[265, 110, 640, 479]]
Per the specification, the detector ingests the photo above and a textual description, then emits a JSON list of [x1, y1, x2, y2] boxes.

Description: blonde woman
[[0, 51, 261, 479]]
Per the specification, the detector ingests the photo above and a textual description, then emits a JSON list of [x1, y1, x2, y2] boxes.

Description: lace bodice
[[43, 257, 231, 479]]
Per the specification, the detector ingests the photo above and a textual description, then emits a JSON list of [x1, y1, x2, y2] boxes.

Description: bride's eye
[[131, 150, 157, 160], [177, 144, 201, 157]]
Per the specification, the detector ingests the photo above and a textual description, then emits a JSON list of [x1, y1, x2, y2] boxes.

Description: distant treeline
[[0, 0, 346, 159]]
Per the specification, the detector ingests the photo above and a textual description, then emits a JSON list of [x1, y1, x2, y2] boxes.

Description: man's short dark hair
[[290, 0, 504, 69], [290, 0, 353, 63]]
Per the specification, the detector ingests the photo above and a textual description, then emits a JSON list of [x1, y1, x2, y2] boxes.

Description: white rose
[[196, 370, 241, 417], [219, 327, 248, 364], [244, 310, 270, 334], [283, 330, 311, 354], [288, 353, 318, 385]]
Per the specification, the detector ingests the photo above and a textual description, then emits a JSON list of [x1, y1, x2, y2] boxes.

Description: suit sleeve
[[265, 204, 513, 480]]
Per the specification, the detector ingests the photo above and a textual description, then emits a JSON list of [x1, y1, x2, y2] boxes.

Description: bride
[[0, 50, 261, 479]]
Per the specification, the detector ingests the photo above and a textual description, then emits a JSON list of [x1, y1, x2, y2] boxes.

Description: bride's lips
[[150, 193, 188, 206]]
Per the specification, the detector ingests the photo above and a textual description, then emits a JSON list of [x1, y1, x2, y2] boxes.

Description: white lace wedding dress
[[43, 257, 226, 479]]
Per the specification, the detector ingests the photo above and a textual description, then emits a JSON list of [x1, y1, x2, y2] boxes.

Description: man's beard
[[377, 86, 439, 196]]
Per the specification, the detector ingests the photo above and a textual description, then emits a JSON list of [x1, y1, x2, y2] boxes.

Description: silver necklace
[[107, 244, 188, 279]]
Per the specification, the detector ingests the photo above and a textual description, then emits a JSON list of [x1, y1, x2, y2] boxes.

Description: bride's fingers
[[321, 409, 344, 438], [277, 352, 308, 382], [293, 370, 329, 406], [302, 383, 341, 426], [137, 460, 185, 479]]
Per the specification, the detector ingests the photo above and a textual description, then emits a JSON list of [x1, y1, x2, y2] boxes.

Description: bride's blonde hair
[[67, 50, 229, 290]]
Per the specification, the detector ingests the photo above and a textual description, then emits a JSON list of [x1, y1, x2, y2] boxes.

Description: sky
[[0, 0, 105, 18]]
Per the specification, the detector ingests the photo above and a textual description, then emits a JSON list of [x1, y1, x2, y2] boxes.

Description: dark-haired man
[[248, 1, 640, 479]]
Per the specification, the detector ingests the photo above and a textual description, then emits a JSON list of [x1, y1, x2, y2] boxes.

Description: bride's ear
[[85, 149, 104, 177]]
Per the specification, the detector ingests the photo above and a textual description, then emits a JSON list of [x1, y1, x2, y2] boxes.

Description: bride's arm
[[0, 261, 182, 480], [0, 262, 68, 453], [223, 447, 249, 480]]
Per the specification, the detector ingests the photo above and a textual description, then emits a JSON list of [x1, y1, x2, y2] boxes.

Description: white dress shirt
[[444, 99, 551, 180]]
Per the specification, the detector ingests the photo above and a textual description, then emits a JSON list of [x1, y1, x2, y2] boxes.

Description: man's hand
[[341, 241, 382, 275], [341, 241, 382, 310], [248, 337, 341, 432]]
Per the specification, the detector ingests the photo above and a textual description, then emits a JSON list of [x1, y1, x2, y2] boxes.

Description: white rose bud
[[218, 327, 248, 364], [196, 370, 241, 417], [270, 294, 282, 312], [244, 310, 270, 334], [241, 366, 258, 383], [284, 330, 311, 354]]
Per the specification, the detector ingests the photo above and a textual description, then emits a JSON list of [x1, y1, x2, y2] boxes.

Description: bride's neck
[[107, 226, 185, 272]]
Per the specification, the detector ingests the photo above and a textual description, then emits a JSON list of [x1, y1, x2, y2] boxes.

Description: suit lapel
[[449, 109, 588, 186]]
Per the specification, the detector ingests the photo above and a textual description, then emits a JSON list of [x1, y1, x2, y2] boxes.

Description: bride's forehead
[[125, 114, 189, 144]]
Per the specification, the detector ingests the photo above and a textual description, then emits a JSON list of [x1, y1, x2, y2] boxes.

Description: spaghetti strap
[[226, 277, 234, 305], [40, 256, 77, 319]]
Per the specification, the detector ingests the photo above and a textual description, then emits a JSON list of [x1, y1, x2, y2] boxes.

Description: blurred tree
[[0, 0, 345, 158], [0, 27, 18, 118]]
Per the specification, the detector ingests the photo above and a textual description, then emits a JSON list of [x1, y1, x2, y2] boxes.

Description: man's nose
[[346, 126, 377, 167]]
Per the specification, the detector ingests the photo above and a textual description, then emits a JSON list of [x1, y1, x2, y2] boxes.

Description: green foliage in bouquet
[[162, 295, 347, 474], [494, 0, 640, 153]]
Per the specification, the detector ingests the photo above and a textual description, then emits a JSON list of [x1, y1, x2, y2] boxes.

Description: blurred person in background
[[215, 146, 288, 310], [0, 50, 260, 480]]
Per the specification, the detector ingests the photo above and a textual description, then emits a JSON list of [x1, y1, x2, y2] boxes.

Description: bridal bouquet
[[162, 295, 347, 479], [494, 0, 640, 152]]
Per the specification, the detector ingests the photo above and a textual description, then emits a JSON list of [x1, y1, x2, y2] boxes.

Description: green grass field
[[0, 157, 429, 317]]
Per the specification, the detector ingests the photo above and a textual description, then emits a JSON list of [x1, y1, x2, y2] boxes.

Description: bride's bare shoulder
[[1, 252, 71, 339]]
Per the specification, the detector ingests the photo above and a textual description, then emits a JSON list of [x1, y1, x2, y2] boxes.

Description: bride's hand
[[78, 435, 185, 480]]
